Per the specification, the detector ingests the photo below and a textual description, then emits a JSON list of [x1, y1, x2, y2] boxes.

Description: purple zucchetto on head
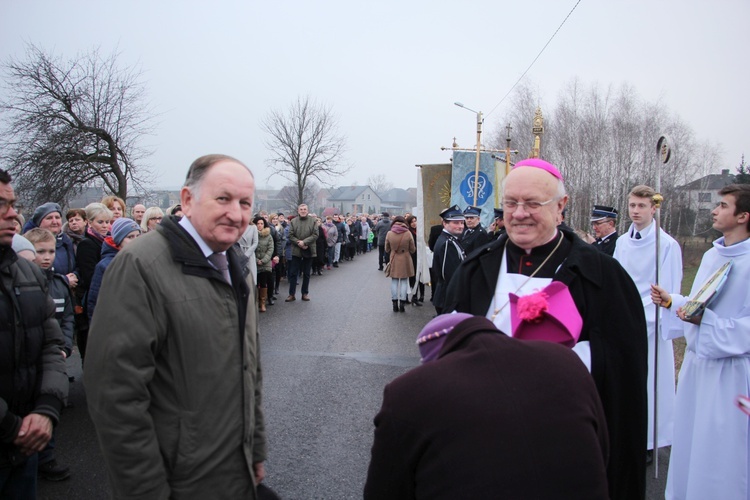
[[513, 158, 563, 180], [416, 313, 474, 363]]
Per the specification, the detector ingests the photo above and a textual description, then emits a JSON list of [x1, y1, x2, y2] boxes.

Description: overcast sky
[[1, 0, 747, 192]]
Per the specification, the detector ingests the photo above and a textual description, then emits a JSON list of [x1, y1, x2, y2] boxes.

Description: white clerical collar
[[179, 216, 226, 258], [632, 220, 654, 239]]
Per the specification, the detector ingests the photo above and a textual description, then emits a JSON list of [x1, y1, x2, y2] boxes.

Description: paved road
[[39, 249, 669, 499]]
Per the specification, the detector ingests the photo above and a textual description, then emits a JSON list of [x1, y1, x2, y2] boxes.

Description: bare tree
[[278, 181, 320, 214], [367, 174, 393, 197], [261, 96, 349, 208], [489, 77, 722, 234], [0, 44, 154, 208]]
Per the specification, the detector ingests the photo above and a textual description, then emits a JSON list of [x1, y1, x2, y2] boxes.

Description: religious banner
[[419, 163, 452, 243], [451, 151, 500, 229]]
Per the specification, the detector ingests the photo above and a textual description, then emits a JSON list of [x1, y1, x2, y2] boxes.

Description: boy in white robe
[[614, 185, 682, 457], [652, 184, 750, 500]]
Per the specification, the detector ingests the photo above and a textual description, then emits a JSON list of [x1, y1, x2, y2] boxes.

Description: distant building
[[380, 187, 417, 215], [678, 169, 736, 221], [328, 186, 381, 215], [67, 186, 110, 209]]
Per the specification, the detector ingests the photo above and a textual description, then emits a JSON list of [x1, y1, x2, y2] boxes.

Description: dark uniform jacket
[[364, 316, 609, 500], [0, 247, 68, 468], [592, 231, 618, 256], [430, 231, 465, 311], [461, 224, 490, 255], [444, 228, 648, 500]]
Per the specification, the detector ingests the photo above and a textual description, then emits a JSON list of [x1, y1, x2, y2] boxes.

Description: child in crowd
[[22, 228, 75, 482]]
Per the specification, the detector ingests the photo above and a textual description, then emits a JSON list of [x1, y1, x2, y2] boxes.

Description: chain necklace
[[491, 233, 564, 321]]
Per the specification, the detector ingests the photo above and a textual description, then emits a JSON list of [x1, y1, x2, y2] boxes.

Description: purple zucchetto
[[513, 158, 563, 180], [416, 313, 474, 363]]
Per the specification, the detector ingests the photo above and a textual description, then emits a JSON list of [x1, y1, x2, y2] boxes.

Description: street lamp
[[454, 102, 484, 206]]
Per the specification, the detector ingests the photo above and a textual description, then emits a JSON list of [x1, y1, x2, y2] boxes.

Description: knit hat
[[111, 217, 141, 246], [11, 234, 36, 258], [416, 313, 473, 363], [32, 202, 62, 227]]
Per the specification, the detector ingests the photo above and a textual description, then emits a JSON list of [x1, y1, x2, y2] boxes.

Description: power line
[[485, 0, 582, 119]]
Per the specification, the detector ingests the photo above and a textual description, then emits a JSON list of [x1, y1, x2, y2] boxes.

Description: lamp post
[[454, 102, 483, 206]]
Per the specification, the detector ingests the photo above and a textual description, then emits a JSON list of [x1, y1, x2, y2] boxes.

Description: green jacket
[[84, 216, 266, 499], [289, 215, 318, 258], [255, 228, 274, 273]]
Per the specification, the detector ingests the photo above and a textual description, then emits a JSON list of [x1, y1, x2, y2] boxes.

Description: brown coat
[[384, 223, 415, 279]]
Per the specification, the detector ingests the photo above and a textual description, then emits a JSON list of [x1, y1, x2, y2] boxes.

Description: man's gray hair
[[184, 154, 253, 198]]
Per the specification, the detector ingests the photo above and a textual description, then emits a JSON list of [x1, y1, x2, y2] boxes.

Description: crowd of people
[[2, 153, 750, 499]]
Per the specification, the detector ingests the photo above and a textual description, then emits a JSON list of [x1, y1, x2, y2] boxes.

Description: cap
[[493, 208, 504, 219], [32, 202, 62, 227], [513, 158, 563, 180], [591, 205, 618, 222], [111, 217, 141, 246], [463, 205, 481, 217], [416, 313, 474, 363], [440, 205, 465, 221]]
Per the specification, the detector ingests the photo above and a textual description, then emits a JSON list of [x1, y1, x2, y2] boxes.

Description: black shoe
[[399, 300, 406, 312], [333, 262, 339, 268], [378, 267, 383, 271], [38, 460, 71, 481], [412, 297, 423, 307], [392, 300, 399, 312]]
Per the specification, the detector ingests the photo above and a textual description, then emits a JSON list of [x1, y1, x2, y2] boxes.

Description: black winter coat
[[0, 247, 68, 467], [444, 228, 648, 500]]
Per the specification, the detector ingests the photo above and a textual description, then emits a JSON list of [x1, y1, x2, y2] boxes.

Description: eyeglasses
[[591, 220, 611, 227], [149, 216, 163, 222], [501, 198, 556, 214], [0, 197, 17, 215]]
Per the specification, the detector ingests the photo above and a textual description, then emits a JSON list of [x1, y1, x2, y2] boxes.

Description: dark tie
[[635, 231, 641, 240], [208, 252, 231, 283]]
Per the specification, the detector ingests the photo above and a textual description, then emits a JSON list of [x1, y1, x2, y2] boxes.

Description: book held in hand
[[682, 260, 732, 320]]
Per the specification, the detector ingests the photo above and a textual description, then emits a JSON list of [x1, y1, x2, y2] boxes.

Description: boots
[[259, 288, 267, 312], [399, 300, 406, 312], [392, 300, 399, 312]]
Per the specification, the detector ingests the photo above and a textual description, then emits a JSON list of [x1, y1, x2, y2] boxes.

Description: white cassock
[[614, 221, 682, 450], [661, 236, 750, 500]]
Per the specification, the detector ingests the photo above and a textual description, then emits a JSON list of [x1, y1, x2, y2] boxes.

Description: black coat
[[461, 223, 490, 255], [430, 230, 464, 310], [427, 224, 443, 252], [364, 316, 609, 500], [444, 228, 648, 500], [592, 231, 618, 257]]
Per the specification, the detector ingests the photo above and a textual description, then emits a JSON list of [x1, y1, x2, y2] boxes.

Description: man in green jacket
[[286, 203, 318, 302], [84, 154, 267, 499]]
